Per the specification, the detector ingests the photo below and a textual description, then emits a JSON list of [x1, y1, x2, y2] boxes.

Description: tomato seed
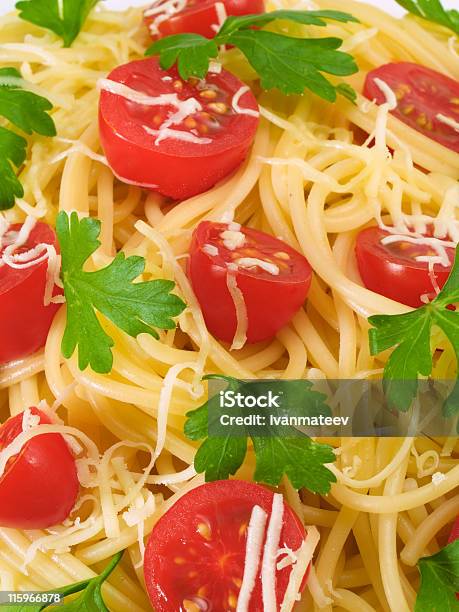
[[183, 600, 201, 612], [228, 593, 238, 608], [197, 521, 212, 540], [274, 251, 290, 260], [184, 117, 197, 129], [401, 104, 414, 116], [207, 102, 228, 114], [200, 89, 218, 99]]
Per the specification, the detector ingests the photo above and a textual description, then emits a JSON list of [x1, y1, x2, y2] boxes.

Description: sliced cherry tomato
[[144, 480, 308, 612], [99, 58, 259, 200], [364, 62, 459, 153], [355, 227, 455, 308], [0, 222, 63, 365], [187, 221, 312, 344], [0, 408, 79, 529], [144, 0, 265, 40]]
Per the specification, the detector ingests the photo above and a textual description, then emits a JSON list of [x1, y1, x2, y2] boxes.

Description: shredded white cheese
[[261, 494, 284, 612], [144, 0, 188, 35], [21, 409, 40, 432], [236, 257, 280, 276], [236, 505, 268, 612], [221, 229, 246, 250], [380, 234, 455, 267], [280, 526, 321, 612], [226, 263, 248, 350], [143, 125, 212, 146], [203, 243, 219, 257], [97, 79, 182, 109], [437, 113, 459, 133], [209, 61, 222, 74], [276, 544, 298, 571], [232, 86, 260, 118]]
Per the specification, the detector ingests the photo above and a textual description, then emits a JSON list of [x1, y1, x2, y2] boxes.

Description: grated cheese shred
[[236, 505, 268, 612]]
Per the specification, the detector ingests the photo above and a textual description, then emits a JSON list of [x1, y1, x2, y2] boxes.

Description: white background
[[1, 0, 456, 15]]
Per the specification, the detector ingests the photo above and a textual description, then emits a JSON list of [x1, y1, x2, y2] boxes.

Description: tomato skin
[[0, 222, 63, 365], [364, 62, 459, 153], [99, 57, 259, 201], [355, 227, 454, 308], [144, 480, 307, 612], [0, 408, 79, 529], [145, 0, 265, 40], [188, 222, 312, 344]]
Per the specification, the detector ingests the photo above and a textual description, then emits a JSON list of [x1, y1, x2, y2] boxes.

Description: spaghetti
[[0, 1, 458, 610]]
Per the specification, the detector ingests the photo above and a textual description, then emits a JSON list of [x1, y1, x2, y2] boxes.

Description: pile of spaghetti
[[0, 0, 458, 611]]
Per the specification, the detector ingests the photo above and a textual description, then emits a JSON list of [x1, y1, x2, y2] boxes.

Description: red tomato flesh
[[355, 227, 455, 308], [99, 57, 259, 200], [144, 480, 308, 612], [144, 0, 265, 40], [188, 221, 312, 344], [364, 62, 459, 153], [0, 408, 79, 529], [0, 222, 63, 365]]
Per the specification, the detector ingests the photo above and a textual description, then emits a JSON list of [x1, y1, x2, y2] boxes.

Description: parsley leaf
[[1, 551, 123, 611], [369, 246, 459, 416], [395, 0, 459, 36], [252, 436, 337, 494], [227, 31, 356, 99], [0, 67, 56, 210], [150, 34, 219, 81], [0, 67, 56, 136], [415, 540, 459, 611], [15, 0, 99, 47], [146, 10, 359, 101], [184, 375, 337, 493], [217, 9, 360, 37], [56, 211, 186, 374], [0, 127, 27, 211], [185, 376, 248, 481]]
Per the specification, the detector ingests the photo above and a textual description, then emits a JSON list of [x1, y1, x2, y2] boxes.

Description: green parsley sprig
[[1, 550, 123, 611], [184, 375, 337, 494], [369, 246, 459, 418], [415, 539, 459, 611], [16, 0, 99, 47], [56, 211, 186, 374], [146, 10, 360, 101], [395, 0, 459, 36], [0, 67, 56, 210]]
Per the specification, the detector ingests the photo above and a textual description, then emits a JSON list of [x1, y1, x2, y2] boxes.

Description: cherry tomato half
[[144, 480, 307, 612], [0, 408, 79, 529], [364, 62, 459, 153], [0, 222, 63, 365], [188, 221, 312, 344], [145, 0, 265, 39], [355, 227, 455, 308], [99, 58, 259, 201]]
